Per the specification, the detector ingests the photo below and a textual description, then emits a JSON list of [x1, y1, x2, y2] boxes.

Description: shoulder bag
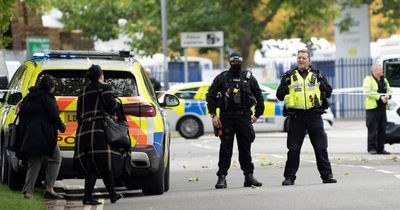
[[98, 86, 131, 149]]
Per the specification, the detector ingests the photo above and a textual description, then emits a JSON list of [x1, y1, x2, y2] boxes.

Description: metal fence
[[334, 58, 372, 118], [275, 58, 373, 119]]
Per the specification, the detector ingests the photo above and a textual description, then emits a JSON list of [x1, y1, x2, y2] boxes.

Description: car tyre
[[177, 116, 203, 139], [142, 152, 165, 195], [8, 161, 25, 191], [164, 148, 170, 192], [1, 149, 9, 184]]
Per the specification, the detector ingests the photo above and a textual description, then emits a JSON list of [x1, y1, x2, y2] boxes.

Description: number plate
[[64, 112, 77, 123]]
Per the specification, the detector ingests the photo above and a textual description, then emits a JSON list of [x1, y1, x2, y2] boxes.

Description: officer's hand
[[212, 116, 222, 128], [251, 116, 258, 124], [381, 95, 388, 104]]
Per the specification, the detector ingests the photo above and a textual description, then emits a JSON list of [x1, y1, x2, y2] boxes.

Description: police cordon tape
[[0, 88, 389, 96]]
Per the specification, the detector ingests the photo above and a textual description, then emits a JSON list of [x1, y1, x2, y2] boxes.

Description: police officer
[[276, 49, 337, 186], [206, 53, 264, 189], [363, 64, 391, 155]]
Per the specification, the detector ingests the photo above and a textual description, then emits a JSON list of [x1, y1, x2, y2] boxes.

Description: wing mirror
[[7, 92, 22, 105], [160, 94, 179, 107]]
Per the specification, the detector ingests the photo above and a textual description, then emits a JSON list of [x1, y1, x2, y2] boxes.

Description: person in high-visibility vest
[[276, 49, 336, 186], [363, 64, 391, 155]]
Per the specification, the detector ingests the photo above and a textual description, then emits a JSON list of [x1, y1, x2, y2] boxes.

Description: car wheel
[[8, 161, 25, 191], [1, 149, 9, 184], [164, 148, 170, 192], [142, 150, 165, 195], [177, 116, 203, 139]]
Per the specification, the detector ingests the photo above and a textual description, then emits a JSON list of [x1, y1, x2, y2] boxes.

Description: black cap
[[229, 53, 243, 63]]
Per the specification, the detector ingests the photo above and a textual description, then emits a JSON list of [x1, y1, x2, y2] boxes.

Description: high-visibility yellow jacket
[[284, 69, 322, 110], [363, 75, 391, 110]]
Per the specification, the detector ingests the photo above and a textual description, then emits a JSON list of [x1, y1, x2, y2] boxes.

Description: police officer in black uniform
[[206, 53, 264, 189], [276, 49, 337, 186]]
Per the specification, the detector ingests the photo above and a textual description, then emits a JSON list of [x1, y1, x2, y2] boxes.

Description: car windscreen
[[384, 60, 400, 87], [40, 70, 139, 97]]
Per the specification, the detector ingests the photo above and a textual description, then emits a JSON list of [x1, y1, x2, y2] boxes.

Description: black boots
[[215, 175, 227, 189], [244, 174, 262, 187], [322, 178, 337, 184], [282, 178, 295, 186]]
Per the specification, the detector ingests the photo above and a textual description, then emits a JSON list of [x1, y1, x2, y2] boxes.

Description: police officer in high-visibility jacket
[[363, 64, 391, 155], [206, 53, 264, 189], [276, 49, 337, 186]]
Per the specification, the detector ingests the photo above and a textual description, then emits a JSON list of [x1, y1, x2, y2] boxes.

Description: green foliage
[[0, 0, 17, 48], [0, 0, 53, 48]]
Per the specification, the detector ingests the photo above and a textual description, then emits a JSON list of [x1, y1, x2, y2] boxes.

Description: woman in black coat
[[20, 75, 66, 200], [74, 65, 124, 205]]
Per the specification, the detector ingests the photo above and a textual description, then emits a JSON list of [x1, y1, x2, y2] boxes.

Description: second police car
[[163, 81, 334, 139]]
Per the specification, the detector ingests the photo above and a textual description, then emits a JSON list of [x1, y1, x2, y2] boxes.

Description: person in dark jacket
[[206, 53, 265, 189], [276, 49, 336, 186], [74, 65, 124, 205], [20, 74, 66, 200]]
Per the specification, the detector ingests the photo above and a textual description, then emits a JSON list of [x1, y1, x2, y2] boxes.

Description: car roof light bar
[[33, 50, 134, 60]]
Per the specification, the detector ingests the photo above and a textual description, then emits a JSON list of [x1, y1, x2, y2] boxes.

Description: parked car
[[379, 54, 400, 144], [162, 81, 333, 139], [0, 51, 179, 195]]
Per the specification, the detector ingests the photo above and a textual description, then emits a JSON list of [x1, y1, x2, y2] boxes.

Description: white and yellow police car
[[163, 82, 334, 139], [0, 51, 179, 195]]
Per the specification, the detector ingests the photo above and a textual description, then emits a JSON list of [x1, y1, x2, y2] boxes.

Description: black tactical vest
[[221, 71, 255, 111]]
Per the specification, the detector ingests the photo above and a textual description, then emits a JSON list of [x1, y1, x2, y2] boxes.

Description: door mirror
[[7, 92, 22, 105], [161, 94, 179, 107]]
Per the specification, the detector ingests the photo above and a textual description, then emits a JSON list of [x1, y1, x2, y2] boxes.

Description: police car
[[379, 54, 400, 144], [0, 51, 179, 195], [163, 82, 333, 139]]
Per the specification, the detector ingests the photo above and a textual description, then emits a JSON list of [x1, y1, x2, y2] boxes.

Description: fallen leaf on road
[[344, 172, 350, 176], [201, 165, 208, 168], [258, 154, 266, 161], [182, 164, 187, 169], [188, 177, 200, 182]]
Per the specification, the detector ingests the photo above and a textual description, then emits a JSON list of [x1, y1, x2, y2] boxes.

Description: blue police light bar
[[33, 51, 134, 60], [32, 52, 49, 60]]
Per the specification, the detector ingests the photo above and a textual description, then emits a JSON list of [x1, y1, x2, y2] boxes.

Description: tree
[[0, 0, 52, 48], [11, 0, 400, 67]]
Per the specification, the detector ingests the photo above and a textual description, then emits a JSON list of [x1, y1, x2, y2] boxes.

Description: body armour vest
[[284, 70, 322, 110], [222, 71, 255, 111]]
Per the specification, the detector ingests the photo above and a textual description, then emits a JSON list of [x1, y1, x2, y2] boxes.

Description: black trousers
[[283, 113, 333, 180], [84, 171, 117, 200], [217, 113, 255, 176], [366, 107, 387, 152]]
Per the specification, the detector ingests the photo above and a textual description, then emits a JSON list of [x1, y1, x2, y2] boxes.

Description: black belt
[[221, 110, 250, 116]]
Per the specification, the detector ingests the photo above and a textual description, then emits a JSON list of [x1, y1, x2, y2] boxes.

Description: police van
[[380, 54, 400, 144]]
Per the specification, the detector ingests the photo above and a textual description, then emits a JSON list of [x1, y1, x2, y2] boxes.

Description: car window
[[175, 87, 198, 100], [140, 67, 157, 99], [41, 70, 139, 97]]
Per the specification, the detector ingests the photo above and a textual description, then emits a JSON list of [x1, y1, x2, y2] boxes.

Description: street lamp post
[[161, 0, 169, 90]]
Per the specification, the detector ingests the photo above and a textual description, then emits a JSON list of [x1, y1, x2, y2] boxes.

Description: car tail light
[[123, 102, 156, 117]]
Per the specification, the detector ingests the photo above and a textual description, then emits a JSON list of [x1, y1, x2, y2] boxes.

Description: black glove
[[59, 123, 66, 133]]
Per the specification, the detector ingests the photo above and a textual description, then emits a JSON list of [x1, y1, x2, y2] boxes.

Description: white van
[[379, 54, 400, 144]]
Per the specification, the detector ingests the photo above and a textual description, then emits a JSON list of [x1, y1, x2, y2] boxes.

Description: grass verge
[[0, 184, 46, 210]]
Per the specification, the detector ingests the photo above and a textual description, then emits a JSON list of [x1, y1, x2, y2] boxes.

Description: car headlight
[[388, 100, 397, 110]]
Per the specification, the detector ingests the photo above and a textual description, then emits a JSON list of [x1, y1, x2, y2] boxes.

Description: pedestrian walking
[[74, 65, 124, 205], [206, 53, 265, 189], [19, 74, 66, 199], [363, 64, 391, 155], [276, 49, 337, 185]]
